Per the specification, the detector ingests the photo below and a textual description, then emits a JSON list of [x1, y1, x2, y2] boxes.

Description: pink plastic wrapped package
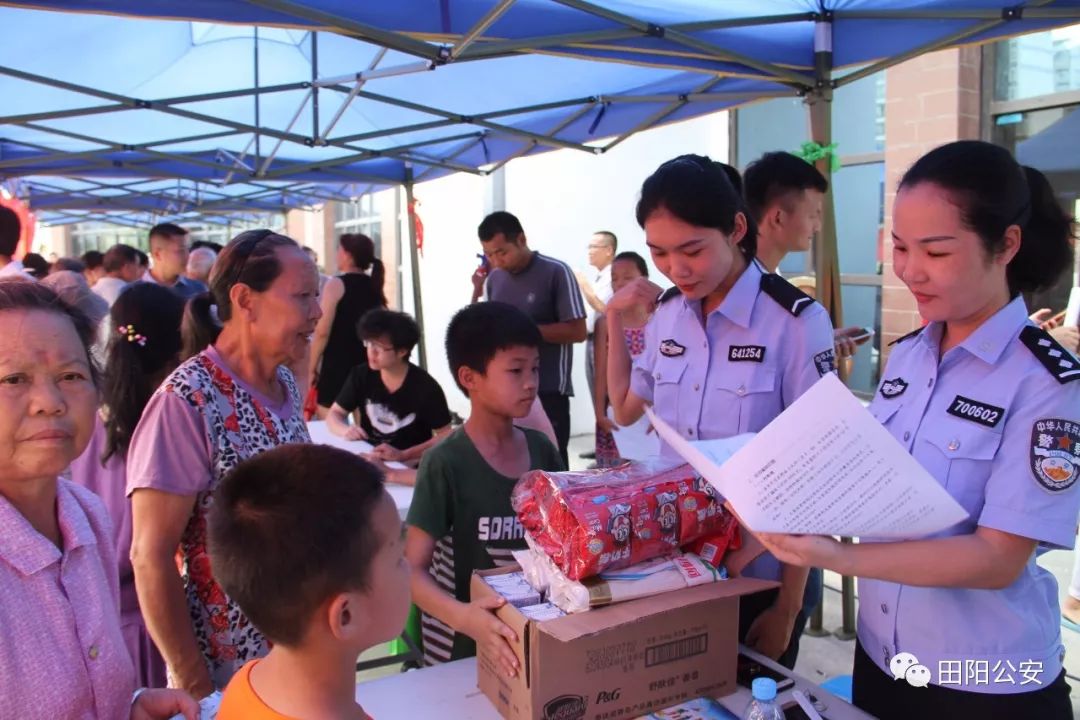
[[512, 460, 737, 581]]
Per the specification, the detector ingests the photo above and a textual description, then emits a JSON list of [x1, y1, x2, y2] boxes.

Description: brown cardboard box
[[472, 565, 777, 720]]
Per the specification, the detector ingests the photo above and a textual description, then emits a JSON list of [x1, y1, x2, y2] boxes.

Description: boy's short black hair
[[446, 301, 541, 396], [80, 250, 104, 271], [743, 151, 829, 224], [477, 211, 525, 243], [358, 308, 420, 353], [0, 206, 20, 258], [208, 444, 386, 647]]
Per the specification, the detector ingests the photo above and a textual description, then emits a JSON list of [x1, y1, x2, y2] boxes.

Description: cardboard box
[[473, 565, 777, 720]]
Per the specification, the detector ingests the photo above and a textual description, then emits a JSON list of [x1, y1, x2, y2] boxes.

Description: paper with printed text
[[646, 373, 968, 537]]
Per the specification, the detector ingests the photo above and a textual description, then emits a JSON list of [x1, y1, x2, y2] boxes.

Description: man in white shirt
[[0, 206, 26, 279], [92, 243, 143, 307], [575, 231, 616, 459]]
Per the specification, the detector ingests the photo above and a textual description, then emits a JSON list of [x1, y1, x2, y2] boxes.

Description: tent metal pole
[[482, 102, 597, 175], [806, 15, 854, 641], [450, 0, 516, 60], [456, 13, 815, 60], [322, 85, 603, 153], [241, 0, 444, 61], [833, 0, 1056, 89], [311, 32, 319, 143], [257, 89, 313, 176], [314, 60, 434, 87], [604, 90, 796, 104], [403, 165, 426, 370], [254, 26, 262, 165], [842, 8, 1080, 20], [601, 76, 723, 153], [317, 47, 387, 144], [550, 0, 816, 87]]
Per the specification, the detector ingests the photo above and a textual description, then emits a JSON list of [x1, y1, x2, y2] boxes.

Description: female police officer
[[757, 140, 1079, 719], [605, 154, 836, 668]]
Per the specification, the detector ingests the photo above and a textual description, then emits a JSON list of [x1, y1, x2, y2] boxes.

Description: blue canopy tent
[[2, 0, 1080, 361]]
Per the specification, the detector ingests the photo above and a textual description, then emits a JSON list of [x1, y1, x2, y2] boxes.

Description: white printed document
[[646, 373, 967, 537]]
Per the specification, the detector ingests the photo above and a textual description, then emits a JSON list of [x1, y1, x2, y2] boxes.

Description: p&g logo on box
[[543, 694, 587, 720], [596, 688, 621, 704]]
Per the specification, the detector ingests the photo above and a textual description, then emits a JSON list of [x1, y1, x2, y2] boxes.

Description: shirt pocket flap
[[925, 419, 1003, 461], [715, 365, 777, 396], [870, 401, 902, 425], [653, 357, 687, 385]]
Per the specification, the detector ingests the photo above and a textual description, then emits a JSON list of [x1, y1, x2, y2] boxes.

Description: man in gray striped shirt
[[478, 211, 587, 466]]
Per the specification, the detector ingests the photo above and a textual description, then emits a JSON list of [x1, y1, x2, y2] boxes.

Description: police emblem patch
[[814, 348, 836, 377], [1031, 419, 1080, 493], [659, 339, 686, 357], [879, 377, 908, 398]]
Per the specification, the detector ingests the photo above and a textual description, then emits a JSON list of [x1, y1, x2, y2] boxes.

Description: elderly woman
[[128, 230, 321, 699], [0, 278, 196, 719]]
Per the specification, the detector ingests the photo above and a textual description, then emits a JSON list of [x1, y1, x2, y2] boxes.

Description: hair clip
[[118, 324, 147, 347]]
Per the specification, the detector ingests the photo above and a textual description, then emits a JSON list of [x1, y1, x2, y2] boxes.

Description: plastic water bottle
[[743, 678, 785, 720]]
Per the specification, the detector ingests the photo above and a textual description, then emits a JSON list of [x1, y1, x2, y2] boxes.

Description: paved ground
[[360, 433, 1080, 717]]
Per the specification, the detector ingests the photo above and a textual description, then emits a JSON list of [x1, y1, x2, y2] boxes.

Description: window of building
[[992, 24, 1080, 316], [68, 213, 286, 256], [331, 195, 382, 255]]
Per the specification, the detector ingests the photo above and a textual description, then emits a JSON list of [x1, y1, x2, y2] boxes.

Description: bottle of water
[[743, 678, 785, 720]]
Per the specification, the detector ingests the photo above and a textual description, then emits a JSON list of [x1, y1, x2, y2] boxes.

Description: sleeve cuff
[[979, 503, 1077, 550]]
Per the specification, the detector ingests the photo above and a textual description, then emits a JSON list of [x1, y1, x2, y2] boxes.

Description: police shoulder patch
[[1020, 326, 1080, 384], [888, 327, 922, 347], [760, 273, 815, 317], [657, 286, 682, 305], [1031, 419, 1080, 493], [813, 348, 836, 377]]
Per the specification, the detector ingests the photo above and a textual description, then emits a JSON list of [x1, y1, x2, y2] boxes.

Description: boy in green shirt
[[406, 301, 563, 676]]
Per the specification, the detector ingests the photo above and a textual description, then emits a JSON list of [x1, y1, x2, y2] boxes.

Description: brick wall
[[880, 47, 982, 358]]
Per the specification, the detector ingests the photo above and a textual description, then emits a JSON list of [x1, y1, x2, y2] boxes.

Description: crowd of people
[[0, 137, 1077, 720]]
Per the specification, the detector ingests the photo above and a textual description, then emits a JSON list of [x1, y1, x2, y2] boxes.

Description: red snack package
[[513, 460, 730, 581]]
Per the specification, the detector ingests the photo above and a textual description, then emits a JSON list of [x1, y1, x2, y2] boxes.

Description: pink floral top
[[127, 346, 309, 688], [0, 480, 135, 719]]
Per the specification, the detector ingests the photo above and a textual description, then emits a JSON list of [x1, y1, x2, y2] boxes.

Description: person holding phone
[[743, 151, 875, 360], [755, 141, 1079, 719]]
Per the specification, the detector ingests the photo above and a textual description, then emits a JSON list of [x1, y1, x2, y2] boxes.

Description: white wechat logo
[[889, 652, 931, 687]]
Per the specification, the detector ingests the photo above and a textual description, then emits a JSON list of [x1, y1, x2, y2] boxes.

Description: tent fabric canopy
[[2, 1, 1079, 225]]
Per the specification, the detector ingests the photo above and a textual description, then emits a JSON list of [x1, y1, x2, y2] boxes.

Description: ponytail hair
[[340, 232, 387, 305], [181, 291, 222, 361], [636, 154, 758, 261], [899, 140, 1076, 296], [102, 283, 185, 463]]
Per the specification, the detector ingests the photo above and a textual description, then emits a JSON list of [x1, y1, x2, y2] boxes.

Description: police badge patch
[[814, 348, 836, 377], [1031, 419, 1080, 493], [879, 377, 908, 399], [659, 339, 686, 357]]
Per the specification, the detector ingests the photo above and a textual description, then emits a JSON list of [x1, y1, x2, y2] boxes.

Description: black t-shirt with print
[[333, 362, 452, 450]]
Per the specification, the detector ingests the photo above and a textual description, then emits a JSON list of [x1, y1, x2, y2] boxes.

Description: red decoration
[[408, 198, 424, 256]]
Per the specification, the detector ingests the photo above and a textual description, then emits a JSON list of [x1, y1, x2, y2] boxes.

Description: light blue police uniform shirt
[[859, 295, 1080, 694], [630, 260, 835, 581]]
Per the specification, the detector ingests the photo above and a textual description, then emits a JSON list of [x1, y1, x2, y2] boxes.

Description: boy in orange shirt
[[208, 444, 410, 719]]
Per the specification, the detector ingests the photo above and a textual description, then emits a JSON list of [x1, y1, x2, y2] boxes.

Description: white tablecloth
[[307, 421, 414, 519], [358, 647, 874, 720]]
